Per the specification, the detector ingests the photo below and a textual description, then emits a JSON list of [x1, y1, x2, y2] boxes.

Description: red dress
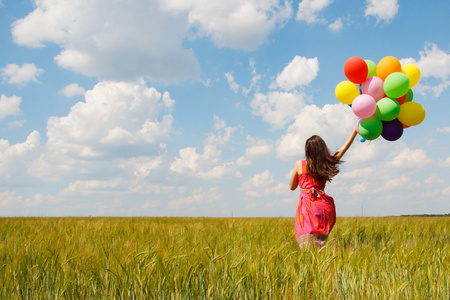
[[295, 160, 336, 248]]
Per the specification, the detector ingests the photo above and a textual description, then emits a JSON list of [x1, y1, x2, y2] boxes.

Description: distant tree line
[[400, 213, 450, 217]]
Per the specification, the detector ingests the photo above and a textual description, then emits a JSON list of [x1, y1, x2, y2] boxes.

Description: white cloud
[[1, 63, 44, 86], [437, 127, 450, 133], [46, 81, 173, 158], [168, 186, 223, 210], [0, 131, 41, 184], [441, 157, 450, 167], [60, 179, 122, 196], [296, 0, 333, 24], [118, 156, 163, 181], [0, 94, 21, 119], [349, 182, 368, 195], [170, 116, 239, 180], [270, 56, 319, 91], [28, 150, 86, 182], [12, 0, 200, 84], [59, 83, 86, 97], [365, 0, 399, 23], [142, 198, 160, 209], [443, 186, 450, 196], [341, 167, 375, 180], [377, 174, 420, 192], [251, 56, 319, 129], [206, 115, 236, 147], [251, 91, 308, 129], [8, 120, 26, 129], [423, 173, 445, 185], [276, 103, 355, 159], [0, 190, 23, 210], [162, 92, 175, 112], [239, 170, 273, 190], [401, 43, 450, 97], [23, 193, 64, 208], [225, 72, 239, 93], [244, 136, 274, 159], [238, 170, 288, 199], [328, 18, 343, 31], [162, 0, 293, 51], [388, 148, 432, 169]]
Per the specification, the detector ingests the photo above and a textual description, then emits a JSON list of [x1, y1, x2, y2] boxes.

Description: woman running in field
[[290, 128, 357, 248]]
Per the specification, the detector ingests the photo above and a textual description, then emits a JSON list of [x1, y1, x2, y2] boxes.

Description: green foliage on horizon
[[0, 216, 448, 299]]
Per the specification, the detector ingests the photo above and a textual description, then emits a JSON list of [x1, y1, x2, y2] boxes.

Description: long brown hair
[[305, 135, 341, 183]]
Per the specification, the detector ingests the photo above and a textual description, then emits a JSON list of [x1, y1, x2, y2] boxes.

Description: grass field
[[0, 216, 448, 299]]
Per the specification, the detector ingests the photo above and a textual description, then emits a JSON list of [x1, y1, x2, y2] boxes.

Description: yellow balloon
[[335, 81, 360, 105], [401, 63, 421, 88], [397, 102, 426, 126]]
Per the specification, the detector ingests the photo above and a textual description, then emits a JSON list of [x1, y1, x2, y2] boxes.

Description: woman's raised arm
[[334, 128, 358, 161]]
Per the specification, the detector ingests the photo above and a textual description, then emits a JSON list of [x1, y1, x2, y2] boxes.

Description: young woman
[[290, 128, 357, 248]]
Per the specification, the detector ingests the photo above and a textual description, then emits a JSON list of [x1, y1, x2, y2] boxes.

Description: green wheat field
[[0, 216, 448, 299]]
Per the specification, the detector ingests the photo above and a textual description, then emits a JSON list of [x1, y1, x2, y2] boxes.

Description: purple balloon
[[381, 119, 403, 141]]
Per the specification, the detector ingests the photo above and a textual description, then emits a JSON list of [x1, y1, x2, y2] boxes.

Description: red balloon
[[395, 94, 407, 105], [344, 57, 369, 84]]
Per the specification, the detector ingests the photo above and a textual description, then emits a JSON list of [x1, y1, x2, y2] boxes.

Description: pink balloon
[[356, 118, 362, 134], [361, 76, 384, 101], [352, 94, 376, 118]]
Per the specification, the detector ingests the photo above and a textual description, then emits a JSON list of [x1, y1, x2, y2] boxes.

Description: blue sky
[[0, 0, 449, 217]]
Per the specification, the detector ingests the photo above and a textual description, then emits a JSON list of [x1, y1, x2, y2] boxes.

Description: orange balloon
[[377, 56, 401, 81]]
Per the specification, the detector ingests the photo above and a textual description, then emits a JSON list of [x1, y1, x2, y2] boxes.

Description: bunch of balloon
[[335, 56, 425, 141]]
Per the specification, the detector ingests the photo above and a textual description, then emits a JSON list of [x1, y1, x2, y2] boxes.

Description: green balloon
[[376, 97, 400, 121], [384, 72, 410, 98], [364, 59, 377, 78], [359, 116, 383, 140], [405, 89, 413, 102]]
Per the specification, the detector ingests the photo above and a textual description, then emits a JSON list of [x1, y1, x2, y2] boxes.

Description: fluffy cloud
[[270, 56, 319, 91], [244, 136, 275, 159], [250, 55, 319, 129], [276, 103, 355, 159], [23, 194, 64, 208], [441, 157, 450, 167], [170, 116, 239, 180], [238, 169, 287, 199], [239, 170, 273, 190], [162, 0, 293, 51], [46, 81, 174, 158], [168, 186, 223, 211], [365, 0, 399, 23], [443, 186, 450, 196], [225, 72, 239, 93], [59, 83, 86, 97], [0, 191, 23, 212], [60, 179, 123, 196], [11, 0, 294, 82], [251, 91, 309, 129], [12, 0, 200, 83], [296, 0, 333, 24], [328, 18, 343, 31], [401, 43, 450, 97], [0, 131, 41, 184], [387, 148, 432, 169], [0, 94, 21, 119], [0, 63, 44, 86]]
